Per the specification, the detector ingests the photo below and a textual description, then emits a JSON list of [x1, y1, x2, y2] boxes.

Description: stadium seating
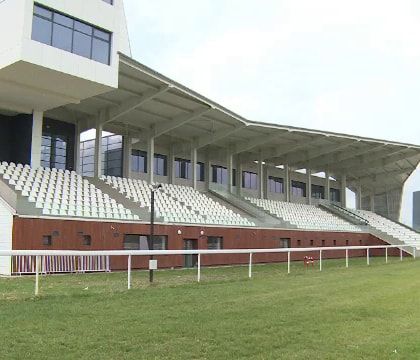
[[352, 209, 420, 248], [0, 162, 139, 220], [101, 176, 255, 226], [245, 197, 362, 232]]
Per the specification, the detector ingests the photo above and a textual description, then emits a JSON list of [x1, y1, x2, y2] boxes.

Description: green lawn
[[1, 256, 419, 359]]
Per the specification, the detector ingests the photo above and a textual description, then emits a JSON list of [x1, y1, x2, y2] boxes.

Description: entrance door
[[184, 239, 198, 268]]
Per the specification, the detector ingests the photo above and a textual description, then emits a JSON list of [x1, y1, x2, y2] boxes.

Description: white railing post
[[345, 248, 349, 268], [197, 254, 201, 282], [413, 247, 416, 259], [248, 253, 253, 279], [287, 251, 290, 274], [367, 248, 370, 266], [319, 250, 322, 271], [127, 255, 132, 290], [385, 247, 388, 264], [400, 248, 403, 261], [35, 255, 40, 296]]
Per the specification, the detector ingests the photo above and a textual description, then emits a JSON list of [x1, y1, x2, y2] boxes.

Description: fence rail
[[0, 244, 415, 296]]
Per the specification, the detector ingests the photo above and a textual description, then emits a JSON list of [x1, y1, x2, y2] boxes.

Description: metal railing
[[0, 244, 415, 296]]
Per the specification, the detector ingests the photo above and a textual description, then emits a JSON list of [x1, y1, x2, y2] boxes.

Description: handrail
[[330, 204, 369, 225]]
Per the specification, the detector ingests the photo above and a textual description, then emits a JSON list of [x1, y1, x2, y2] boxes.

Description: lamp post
[[149, 183, 162, 283]]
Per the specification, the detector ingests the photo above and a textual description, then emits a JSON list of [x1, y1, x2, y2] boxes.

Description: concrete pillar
[[205, 152, 211, 191], [307, 169, 312, 205], [258, 157, 264, 200], [262, 166, 268, 199], [357, 183, 362, 210], [341, 175, 347, 208], [147, 136, 155, 184], [123, 134, 132, 178], [236, 155, 243, 197], [94, 122, 103, 178], [370, 194, 375, 212], [325, 170, 331, 201], [284, 164, 290, 202], [168, 143, 175, 184], [191, 147, 197, 190], [73, 121, 81, 173], [226, 152, 233, 194], [31, 111, 43, 169]]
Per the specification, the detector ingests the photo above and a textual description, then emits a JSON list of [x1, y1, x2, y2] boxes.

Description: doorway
[[184, 239, 198, 268]]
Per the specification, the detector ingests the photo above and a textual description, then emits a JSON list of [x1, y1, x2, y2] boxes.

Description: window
[[291, 180, 306, 197], [279, 238, 291, 248], [197, 162, 205, 182], [42, 235, 52, 246], [268, 176, 284, 193], [346, 240, 349, 246], [102, 135, 122, 177], [102, 0, 113, 4], [175, 158, 191, 179], [82, 235, 92, 246], [123, 235, 168, 250], [330, 188, 341, 202], [154, 154, 167, 176], [207, 236, 223, 250], [232, 169, 236, 187], [311, 184, 325, 199], [322, 240, 325, 246], [212, 165, 228, 185], [41, 134, 67, 170], [242, 171, 258, 189], [310, 239, 314, 246], [32, 4, 112, 65], [131, 150, 147, 174], [297, 240, 301, 247], [80, 139, 95, 176], [333, 240, 337, 246]]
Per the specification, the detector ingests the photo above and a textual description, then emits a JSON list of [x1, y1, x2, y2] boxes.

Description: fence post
[[400, 248, 403, 262], [248, 253, 253, 279], [367, 248, 370, 266], [413, 247, 416, 259], [287, 251, 290, 274], [127, 255, 132, 290], [319, 250, 322, 271], [385, 247, 388, 264], [345, 248, 349, 268], [197, 254, 201, 282], [35, 255, 40, 296]]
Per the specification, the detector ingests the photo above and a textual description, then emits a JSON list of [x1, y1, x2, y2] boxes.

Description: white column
[[147, 136, 155, 184], [341, 174, 347, 208], [31, 111, 43, 169], [236, 156, 243, 197], [73, 121, 81, 173], [262, 166, 268, 199], [205, 152, 211, 191], [94, 122, 103, 178], [191, 147, 197, 190], [258, 158, 264, 200], [227, 152, 233, 194], [168, 143, 175, 184], [307, 169, 312, 205], [284, 164, 290, 202], [325, 170, 331, 201], [123, 134, 132, 178]]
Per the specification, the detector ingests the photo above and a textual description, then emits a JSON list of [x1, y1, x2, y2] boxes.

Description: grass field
[[1, 256, 420, 359]]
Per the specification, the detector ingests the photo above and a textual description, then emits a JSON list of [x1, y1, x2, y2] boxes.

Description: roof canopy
[[47, 53, 420, 194]]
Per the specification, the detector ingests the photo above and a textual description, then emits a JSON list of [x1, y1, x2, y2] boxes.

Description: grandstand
[[0, 0, 420, 275]]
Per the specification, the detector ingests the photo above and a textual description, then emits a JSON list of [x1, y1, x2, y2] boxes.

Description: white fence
[[0, 244, 415, 296]]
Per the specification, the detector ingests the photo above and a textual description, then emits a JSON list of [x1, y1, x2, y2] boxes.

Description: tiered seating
[[352, 210, 420, 248], [0, 162, 138, 220], [101, 176, 254, 226], [245, 197, 361, 232], [162, 183, 254, 226]]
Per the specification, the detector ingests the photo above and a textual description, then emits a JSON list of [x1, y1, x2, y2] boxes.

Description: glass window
[[32, 4, 111, 65], [175, 158, 191, 179], [197, 162, 205, 182], [291, 180, 306, 197], [212, 165, 228, 185], [279, 238, 291, 248], [242, 171, 258, 189], [154, 154, 167, 176], [41, 134, 68, 170], [268, 176, 283, 193], [330, 188, 341, 202], [123, 235, 167, 250], [131, 150, 147, 173], [82, 235, 92, 246], [207, 236, 223, 250], [311, 184, 325, 199], [42, 235, 52, 246]]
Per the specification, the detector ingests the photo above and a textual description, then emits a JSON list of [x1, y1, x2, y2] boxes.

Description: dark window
[[333, 240, 337, 246], [268, 176, 284, 193], [42, 235, 52, 246], [297, 240, 301, 247], [346, 240, 349, 246], [291, 180, 306, 197], [197, 162, 205, 182], [310, 239, 314, 246], [154, 154, 167, 176], [242, 171, 258, 189], [330, 188, 341, 202], [175, 158, 191, 179], [123, 235, 168, 250], [279, 238, 291, 248], [82, 235, 92, 246], [232, 169, 236, 187], [32, 4, 112, 65], [311, 184, 325, 199], [102, 135, 122, 177], [212, 165, 228, 185], [322, 240, 325, 246], [359, 240, 362, 245], [207, 236, 223, 250], [41, 134, 67, 170], [131, 149, 147, 174]]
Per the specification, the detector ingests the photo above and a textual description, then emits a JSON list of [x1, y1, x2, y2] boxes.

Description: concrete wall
[[0, 199, 15, 276]]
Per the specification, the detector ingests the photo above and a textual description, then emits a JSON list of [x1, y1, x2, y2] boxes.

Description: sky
[[123, 0, 420, 225]]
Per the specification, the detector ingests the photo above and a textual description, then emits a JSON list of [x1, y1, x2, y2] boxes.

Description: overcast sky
[[123, 0, 420, 225]]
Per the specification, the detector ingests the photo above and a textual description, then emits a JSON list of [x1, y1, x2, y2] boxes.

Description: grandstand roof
[[49, 53, 420, 194]]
